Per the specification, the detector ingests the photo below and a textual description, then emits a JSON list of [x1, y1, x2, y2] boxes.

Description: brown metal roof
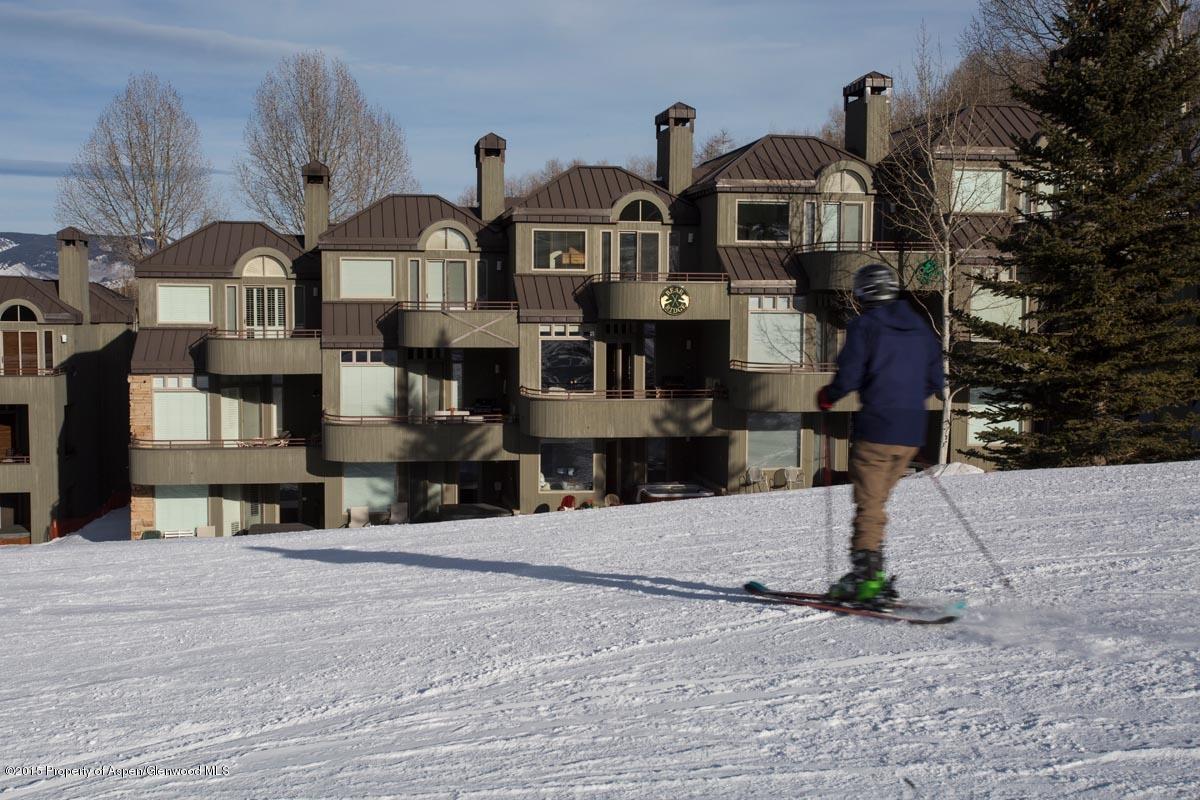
[[475, 133, 507, 153], [689, 135, 863, 191], [320, 301, 399, 349], [513, 275, 592, 322], [88, 283, 136, 324], [513, 166, 699, 225], [56, 226, 89, 242], [130, 328, 206, 374], [951, 215, 1013, 258], [320, 195, 502, 250], [0, 277, 82, 323], [893, 105, 1043, 152], [137, 221, 307, 278], [716, 247, 809, 292], [655, 102, 696, 125]]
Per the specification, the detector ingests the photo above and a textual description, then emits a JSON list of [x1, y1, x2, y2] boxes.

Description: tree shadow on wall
[[248, 545, 761, 604]]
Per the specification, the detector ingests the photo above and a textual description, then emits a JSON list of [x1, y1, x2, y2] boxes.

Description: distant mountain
[[0, 231, 133, 287]]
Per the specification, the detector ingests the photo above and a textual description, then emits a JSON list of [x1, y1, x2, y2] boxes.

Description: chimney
[[302, 160, 330, 248], [56, 227, 90, 323], [475, 133, 507, 221], [655, 102, 696, 195], [843, 72, 893, 164]]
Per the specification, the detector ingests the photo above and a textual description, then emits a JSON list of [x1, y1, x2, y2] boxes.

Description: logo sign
[[916, 258, 942, 287], [660, 285, 690, 316]]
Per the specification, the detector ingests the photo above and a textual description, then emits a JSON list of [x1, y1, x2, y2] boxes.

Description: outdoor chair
[[745, 468, 766, 493], [784, 467, 804, 489], [346, 507, 370, 528], [386, 503, 408, 524], [771, 468, 789, 490]]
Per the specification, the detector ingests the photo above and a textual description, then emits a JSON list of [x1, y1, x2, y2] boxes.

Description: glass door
[[245, 286, 286, 337]]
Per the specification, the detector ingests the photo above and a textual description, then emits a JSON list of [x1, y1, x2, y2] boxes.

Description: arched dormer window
[[618, 199, 663, 222], [826, 170, 867, 194], [1, 303, 38, 322], [242, 255, 288, 278], [426, 228, 470, 251]]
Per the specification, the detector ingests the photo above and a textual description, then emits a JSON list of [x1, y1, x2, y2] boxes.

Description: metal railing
[[396, 301, 519, 311], [794, 240, 912, 254], [130, 436, 311, 449], [0, 453, 31, 464], [729, 360, 837, 373], [591, 271, 729, 283], [206, 329, 322, 340], [324, 412, 510, 425], [0, 367, 63, 377], [520, 386, 720, 400]]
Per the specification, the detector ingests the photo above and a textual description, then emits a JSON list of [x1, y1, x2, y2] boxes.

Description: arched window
[[426, 228, 470, 251], [242, 256, 288, 278], [826, 170, 867, 194], [618, 199, 664, 222], [1, 303, 37, 322]]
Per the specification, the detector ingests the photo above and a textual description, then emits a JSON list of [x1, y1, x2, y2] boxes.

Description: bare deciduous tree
[[456, 157, 594, 207], [623, 154, 657, 180], [237, 51, 418, 233], [695, 128, 736, 164], [56, 73, 220, 263]]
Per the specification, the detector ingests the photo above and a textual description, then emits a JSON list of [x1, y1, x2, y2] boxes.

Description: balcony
[[129, 437, 327, 485], [397, 301, 518, 349], [726, 361, 846, 413], [205, 330, 322, 375], [797, 241, 921, 292], [519, 387, 720, 439], [589, 273, 730, 321], [322, 413, 518, 463]]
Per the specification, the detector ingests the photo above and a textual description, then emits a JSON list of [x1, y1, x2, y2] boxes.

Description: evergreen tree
[[959, 0, 1200, 468]]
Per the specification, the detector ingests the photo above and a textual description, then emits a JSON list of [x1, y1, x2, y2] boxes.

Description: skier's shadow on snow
[[248, 546, 761, 604]]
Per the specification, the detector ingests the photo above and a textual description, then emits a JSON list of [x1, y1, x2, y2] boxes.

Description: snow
[[56, 506, 132, 544], [911, 461, 986, 478], [1, 462, 1198, 799]]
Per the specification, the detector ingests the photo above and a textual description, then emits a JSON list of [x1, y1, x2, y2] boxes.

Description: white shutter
[[153, 391, 209, 441], [157, 285, 212, 324], [340, 365, 395, 417], [156, 485, 208, 533], [343, 463, 396, 512], [340, 259, 395, 298]]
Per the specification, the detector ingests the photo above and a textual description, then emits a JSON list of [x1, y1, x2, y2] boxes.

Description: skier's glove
[[817, 386, 833, 411]]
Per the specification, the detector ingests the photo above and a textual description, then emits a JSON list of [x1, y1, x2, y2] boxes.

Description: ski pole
[[925, 469, 1015, 593], [821, 411, 834, 584]]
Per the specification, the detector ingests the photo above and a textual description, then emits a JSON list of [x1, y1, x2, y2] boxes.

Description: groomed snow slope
[[2, 463, 1198, 799]]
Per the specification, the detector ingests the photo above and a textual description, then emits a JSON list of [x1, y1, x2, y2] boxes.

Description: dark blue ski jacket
[[824, 299, 944, 447]]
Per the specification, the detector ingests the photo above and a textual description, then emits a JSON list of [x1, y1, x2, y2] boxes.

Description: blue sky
[[0, 0, 975, 234]]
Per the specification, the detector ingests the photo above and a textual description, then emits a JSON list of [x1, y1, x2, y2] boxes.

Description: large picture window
[[736, 201, 789, 242], [953, 169, 1006, 213], [971, 285, 1023, 338], [343, 463, 397, 512], [806, 202, 865, 250], [539, 324, 593, 391], [156, 485, 209, 533], [968, 387, 1018, 445], [533, 230, 587, 270], [338, 351, 397, 417], [747, 412, 803, 469], [539, 440, 594, 492], [152, 375, 210, 441], [617, 231, 659, 275], [340, 258, 395, 298], [157, 285, 212, 325], [748, 296, 805, 364]]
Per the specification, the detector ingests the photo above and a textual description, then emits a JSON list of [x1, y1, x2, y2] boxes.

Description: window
[[1, 331, 40, 375], [953, 169, 1006, 213], [533, 230, 587, 270], [157, 285, 212, 324], [749, 296, 805, 364], [241, 256, 287, 278], [1021, 181, 1055, 216], [476, 260, 488, 301], [245, 286, 286, 333], [343, 463, 396, 512], [339, 258, 395, 299], [338, 352, 396, 416], [825, 169, 868, 194], [425, 227, 470, 251], [747, 412, 803, 469], [539, 324, 593, 391], [617, 231, 659, 275], [971, 285, 1023, 337], [156, 485, 209, 533], [539, 440, 593, 492], [806, 201, 865, 249], [42, 331, 53, 370], [618, 199, 663, 222], [153, 376, 209, 441], [0, 304, 36, 322], [736, 201, 789, 242], [224, 285, 237, 330], [968, 387, 1018, 445], [601, 231, 612, 274], [423, 260, 468, 306]]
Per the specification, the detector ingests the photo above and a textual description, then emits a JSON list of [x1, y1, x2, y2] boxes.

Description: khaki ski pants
[[849, 440, 919, 552]]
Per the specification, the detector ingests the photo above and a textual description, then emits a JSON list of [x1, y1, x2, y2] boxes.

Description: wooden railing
[[324, 412, 510, 425], [207, 329, 322, 340], [396, 301, 518, 311], [0, 367, 63, 377], [520, 386, 720, 400], [729, 360, 837, 373], [130, 436, 312, 449]]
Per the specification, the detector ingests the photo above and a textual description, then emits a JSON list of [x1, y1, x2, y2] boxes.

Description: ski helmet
[[852, 263, 899, 306]]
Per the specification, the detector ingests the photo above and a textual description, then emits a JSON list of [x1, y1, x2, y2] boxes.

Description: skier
[[816, 263, 944, 604]]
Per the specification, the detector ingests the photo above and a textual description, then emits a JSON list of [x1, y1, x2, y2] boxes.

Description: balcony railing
[[794, 240, 911, 254], [584, 271, 729, 287], [396, 301, 518, 311], [206, 329, 322, 340], [130, 436, 312, 449], [324, 413, 510, 425], [520, 387, 721, 400], [1, 452, 31, 464], [729, 360, 837, 373], [0, 367, 62, 377]]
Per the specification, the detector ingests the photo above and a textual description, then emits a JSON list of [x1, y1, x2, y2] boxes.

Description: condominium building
[[125, 73, 1036, 538], [1, 228, 134, 543]]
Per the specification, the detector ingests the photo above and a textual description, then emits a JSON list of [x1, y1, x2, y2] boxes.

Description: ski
[[744, 581, 962, 625]]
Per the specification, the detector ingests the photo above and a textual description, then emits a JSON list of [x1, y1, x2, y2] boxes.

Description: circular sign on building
[[659, 285, 690, 316]]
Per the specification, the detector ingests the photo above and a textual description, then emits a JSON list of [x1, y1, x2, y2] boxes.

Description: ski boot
[[826, 549, 898, 608]]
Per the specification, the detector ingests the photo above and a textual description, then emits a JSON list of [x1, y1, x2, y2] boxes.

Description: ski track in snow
[[1, 462, 1198, 799]]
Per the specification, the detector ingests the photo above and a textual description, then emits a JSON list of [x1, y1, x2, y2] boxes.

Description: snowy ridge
[[2, 462, 1199, 798]]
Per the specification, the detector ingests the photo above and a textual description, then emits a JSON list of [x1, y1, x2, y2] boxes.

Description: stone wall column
[[128, 376, 153, 537]]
